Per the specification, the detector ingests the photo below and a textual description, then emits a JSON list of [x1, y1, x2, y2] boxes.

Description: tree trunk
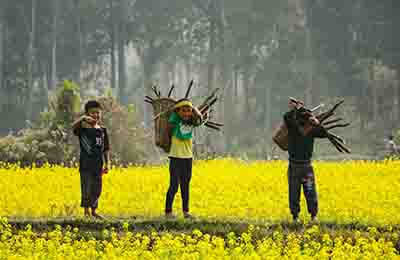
[[207, 17, 216, 95], [117, 30, 127, 104], [37, 61, 48, 117], [392, 80, 399, 129], [242, 71, 251, 116], [118, 0, 128, 104], [110, 0, 117, 89], [26, 0, 36, 120], [370, 61, 378, 123], [216, 0, 226, 153], [27, 0, 36, 92], [264, 82, 271, 132], [396, 79, 400, 124], [358, 86, 366, 136], [0, 7, 3, 92], [233, 67, 238, 104], [50, 0, 58, 90], [185, 60, 192, 86], [205, 7, 217, 154], [142, 56, 154, 126], [160, 62, 169, 90], [304, 26, 313, 105], [74, 0, 83, 87], [303, 0, 314, 106]]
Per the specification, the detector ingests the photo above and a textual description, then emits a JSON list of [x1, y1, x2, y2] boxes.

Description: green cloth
[[169, 112, 194, 140]]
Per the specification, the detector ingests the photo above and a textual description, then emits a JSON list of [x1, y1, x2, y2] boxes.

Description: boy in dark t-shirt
[[72, 100, 110, 219]]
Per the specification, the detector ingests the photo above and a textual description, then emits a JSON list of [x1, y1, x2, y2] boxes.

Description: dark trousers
[[288, 162, 318, 218], [165, 158, 192, 213], [80, 169, 102, 209]]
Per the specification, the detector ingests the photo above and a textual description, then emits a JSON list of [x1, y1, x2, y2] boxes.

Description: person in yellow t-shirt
[[165, 99, 203, 219]]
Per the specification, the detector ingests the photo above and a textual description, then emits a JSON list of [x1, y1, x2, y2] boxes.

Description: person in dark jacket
[[283, 98, 325, 223]]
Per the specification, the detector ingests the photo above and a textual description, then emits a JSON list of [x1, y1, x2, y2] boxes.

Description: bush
[[0, 81, 160, 167], [96, 95, 160, 165]]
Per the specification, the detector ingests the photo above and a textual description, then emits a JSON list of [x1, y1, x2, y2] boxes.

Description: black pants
[[80, 169, 102, 209], [288, 162, 318, 218], [165, 158, 192, 213]]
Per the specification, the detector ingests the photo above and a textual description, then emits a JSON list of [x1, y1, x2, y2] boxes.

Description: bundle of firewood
[[292, 98, 351, 154], [273, 98, 351, 153], [144, 80, 223, 152]]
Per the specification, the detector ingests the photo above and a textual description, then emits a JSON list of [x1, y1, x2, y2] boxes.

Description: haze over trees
[[0, 0, 399, 160]]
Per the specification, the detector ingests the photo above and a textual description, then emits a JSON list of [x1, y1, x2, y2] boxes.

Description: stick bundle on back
[[273, 98, 351, 153], [145, 80, 223, 152]]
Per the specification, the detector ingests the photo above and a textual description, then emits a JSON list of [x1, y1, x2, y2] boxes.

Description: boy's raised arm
[[192, 107, 204, 127], [72, 116, 85, 136]]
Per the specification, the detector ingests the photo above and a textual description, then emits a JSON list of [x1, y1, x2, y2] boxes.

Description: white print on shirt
[[180, 124, 193, 135], [95, 137, 103, 146]]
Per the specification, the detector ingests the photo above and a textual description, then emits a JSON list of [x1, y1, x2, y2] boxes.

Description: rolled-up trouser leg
[[302, 165, 318, 217], [288, 164, 302, 218]]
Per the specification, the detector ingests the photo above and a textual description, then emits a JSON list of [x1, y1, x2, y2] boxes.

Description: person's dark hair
[[388, 135, 394, 140], [84, 100, 102, 113]]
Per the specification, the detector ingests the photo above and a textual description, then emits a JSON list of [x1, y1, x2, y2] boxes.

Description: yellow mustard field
[[1, 159, 400, 259], [0, 219, 399, 260], [0, 159, 399, 225]]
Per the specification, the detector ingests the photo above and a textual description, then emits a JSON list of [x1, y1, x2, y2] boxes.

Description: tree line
[[0, 0, 399, 157]]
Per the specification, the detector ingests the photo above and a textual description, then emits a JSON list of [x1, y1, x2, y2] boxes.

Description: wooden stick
[[328, 136, 344, 153], [168, 84, 175, 98], [323, 118, 343, 126], [145, 98, 153, 104], [317, 100, 344, 122], [325, 123, 350, 131], [205, 123, 221, 131], [199, 88, 220, 109], [329, 134, 351, 153], [185, 80, 194, 98], [207, 121, 224, 127], [145, 95, 154, 101], [200, 97, 218, 113], [334, 138, 351, 153], [328, 132, 345, 144], [152, 86, 160, 97], [153, 109, 172, 120]]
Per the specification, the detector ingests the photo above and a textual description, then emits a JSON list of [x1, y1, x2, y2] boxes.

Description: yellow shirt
[[169, 136, 193, 158]]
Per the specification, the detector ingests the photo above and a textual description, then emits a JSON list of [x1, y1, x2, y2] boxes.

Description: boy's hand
[[289, 97, 304, 111], [102, 167, 109, 175], [82, 115, 96, 124], [309, 116, 320, 126]]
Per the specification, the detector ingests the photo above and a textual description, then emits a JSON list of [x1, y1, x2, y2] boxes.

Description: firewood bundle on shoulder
[[145, 80, 223, 152], [273, 98, 351, 153]]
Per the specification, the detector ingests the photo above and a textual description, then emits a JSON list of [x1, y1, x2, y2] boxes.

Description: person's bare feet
[[165, 212, 177, 219], [310, 215, 319, 224], [84, 208, 91, 218], [183, 212, 195, 220], [91, 209, 105, 220], [92, 212, 105, 220]]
